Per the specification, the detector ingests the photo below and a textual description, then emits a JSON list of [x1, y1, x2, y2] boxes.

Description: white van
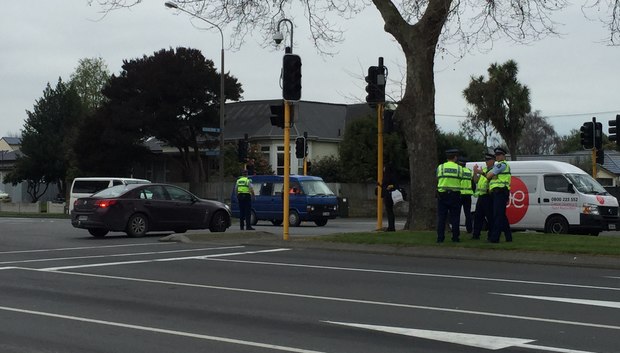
[[465, 160, 620, 235], [69, 177, 150, 212]]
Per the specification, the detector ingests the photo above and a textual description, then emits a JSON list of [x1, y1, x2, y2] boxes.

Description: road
[[0, 217, 618, 352]]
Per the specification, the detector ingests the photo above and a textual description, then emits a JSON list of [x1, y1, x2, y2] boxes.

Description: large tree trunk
[[375, 0, 451, 230]]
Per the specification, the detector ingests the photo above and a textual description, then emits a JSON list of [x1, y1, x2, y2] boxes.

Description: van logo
[[507, 176, 529, 225], [596, 195, 605, 204]]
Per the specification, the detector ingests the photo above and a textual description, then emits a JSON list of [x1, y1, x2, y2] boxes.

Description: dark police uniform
[[436, 149, 463, 243], [472, 153, 496, 239], [487, 147, 512, 243], [236, 170, 254, 230]]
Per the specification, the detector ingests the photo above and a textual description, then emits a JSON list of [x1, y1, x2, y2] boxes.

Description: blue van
[[231, 175, 338, 226]]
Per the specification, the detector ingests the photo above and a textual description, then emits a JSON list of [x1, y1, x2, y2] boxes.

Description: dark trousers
[[437, 192, 461, 242], [489, 189, 512, 242], [237, 193, 252, 229], [384, 192, 395, 231], [460, 195, 472, 233], [472, 194, 492, 238]]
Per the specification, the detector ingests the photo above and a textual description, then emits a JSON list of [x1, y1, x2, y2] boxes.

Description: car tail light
[[95, 199, 117, 208]]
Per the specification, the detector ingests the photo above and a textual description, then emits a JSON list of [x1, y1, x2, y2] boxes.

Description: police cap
[[484, 153, 496, 160], [494, 147, 507, 155], [445, 148, 460, 155]]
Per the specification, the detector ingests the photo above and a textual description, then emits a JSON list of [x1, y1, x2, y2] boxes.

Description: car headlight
[[582, 203, 600, 215]]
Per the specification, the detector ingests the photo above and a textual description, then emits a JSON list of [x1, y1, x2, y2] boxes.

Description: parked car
[[0, 189, 10, 202], [71, 183, 231, 238]]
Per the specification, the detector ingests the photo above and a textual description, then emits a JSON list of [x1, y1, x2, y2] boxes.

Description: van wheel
[[544, 215, 569, 234], [271, 219, 283, 226], [88, 228, 108, 238], [314, 219, 328, 226], [250, 210, 258, 225], [289, 210, 301, 227], [127, 213, 148, 237]]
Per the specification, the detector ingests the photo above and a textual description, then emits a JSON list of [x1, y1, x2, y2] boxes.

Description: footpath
[[162, 231, 620, 270]]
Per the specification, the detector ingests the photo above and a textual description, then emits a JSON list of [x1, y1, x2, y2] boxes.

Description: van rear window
[[73, 181, 112, 194]]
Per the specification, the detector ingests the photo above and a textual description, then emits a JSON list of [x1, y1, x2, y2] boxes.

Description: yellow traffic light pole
[[283, 101, 291, 241], [376, 103, 384, 231]]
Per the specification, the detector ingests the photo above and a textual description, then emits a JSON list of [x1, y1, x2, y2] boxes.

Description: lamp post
[[165, 1, 226, 203], [273, 19, 294, 241]]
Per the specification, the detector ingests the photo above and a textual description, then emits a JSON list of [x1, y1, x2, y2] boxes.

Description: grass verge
[[315, 231, 620, 257], [0, 212, 69, 219]]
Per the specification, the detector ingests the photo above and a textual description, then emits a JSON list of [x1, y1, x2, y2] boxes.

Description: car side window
[[140, 186, 167, 200], [165, 186, 193, 201]]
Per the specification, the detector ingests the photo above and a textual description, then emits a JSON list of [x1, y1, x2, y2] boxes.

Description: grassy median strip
[[314, 231, 620, 257]]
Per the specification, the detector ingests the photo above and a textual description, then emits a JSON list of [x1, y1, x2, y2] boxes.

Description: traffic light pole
[[592, 149, 597, 178], [283, 101, 291, 241], [376, 103, 384, 231]]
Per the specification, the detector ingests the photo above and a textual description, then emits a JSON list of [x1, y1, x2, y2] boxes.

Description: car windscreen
[[300, 180, 335, 196], [565, 173, 608, 195], [92, 185, 131, 198]]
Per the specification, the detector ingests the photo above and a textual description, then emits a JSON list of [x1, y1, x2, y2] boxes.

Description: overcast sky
[[1, 1, 618, 140]]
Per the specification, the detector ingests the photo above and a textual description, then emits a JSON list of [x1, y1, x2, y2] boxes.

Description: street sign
[[202, 127, 221, 133]]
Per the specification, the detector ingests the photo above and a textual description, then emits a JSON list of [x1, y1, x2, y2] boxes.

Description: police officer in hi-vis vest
[[486, 147, 512, 243], [472, 152, 496, 240], [457, 156, 474, 234], [436, 148, 463, 243], [236, 169, 255, 231]]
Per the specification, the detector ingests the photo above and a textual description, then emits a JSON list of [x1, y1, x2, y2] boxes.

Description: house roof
[[2, 137, 21, 145], [224, 100, 374, 142]]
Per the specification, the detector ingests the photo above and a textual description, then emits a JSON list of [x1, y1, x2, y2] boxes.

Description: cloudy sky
[[1, 1, 618, 139]]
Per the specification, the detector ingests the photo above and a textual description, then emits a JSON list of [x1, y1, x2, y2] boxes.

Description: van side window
[[259, 183, 273, 196], [273, 182, 284, 196], [112, 180, 123, 186], [73, 181, 112, 194], [544, 175, 570, 193]]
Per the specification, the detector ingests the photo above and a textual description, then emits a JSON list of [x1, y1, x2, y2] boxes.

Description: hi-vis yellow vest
[[475, 167, 490, 196], [460, 167, 473, 196], [437, 161, 462, 193], [236, 176, 251, 194], [489, 161, 511, 191]]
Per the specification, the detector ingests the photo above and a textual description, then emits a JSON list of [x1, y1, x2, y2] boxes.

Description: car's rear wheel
[[127, 213, 148, 237], [250, 210, 258, 225], [289, 210, 301, 227], [209, 210, 229, 232], [88, 228, 108, 238]]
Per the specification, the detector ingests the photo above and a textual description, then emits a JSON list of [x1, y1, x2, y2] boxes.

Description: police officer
[[458, 156, 474, 233], [236, 169, 255, 230], [436, 148, 463, 243], [486, 147, 512, 243], [472, 153, 496, 239]]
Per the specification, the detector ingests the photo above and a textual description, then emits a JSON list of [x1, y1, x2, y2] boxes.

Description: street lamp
[[165, 1, 226, 203]]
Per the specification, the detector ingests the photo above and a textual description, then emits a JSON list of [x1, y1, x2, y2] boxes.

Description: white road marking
[[323, 322, 598, 353], [0, 305, 327, 353], [494, 293, 620, 309], [0, 246, 245, 266], [41, 248, 290, 270], [19, 267, 620, 331], [204, 258, 620, 292], [0, 242, 174, 255]]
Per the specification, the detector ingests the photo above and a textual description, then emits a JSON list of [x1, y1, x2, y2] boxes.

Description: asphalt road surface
[[0, 217, 618, 352]]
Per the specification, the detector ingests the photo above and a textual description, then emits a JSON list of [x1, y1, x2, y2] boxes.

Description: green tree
[[69, 57, 110, 113], [310, 155, 341, 183], [463, 60, 531, 160], [101, 47, 243, 191], [556, 129, 583, 154], [94, 0, 620, 230], [4, 79, 84, 201]]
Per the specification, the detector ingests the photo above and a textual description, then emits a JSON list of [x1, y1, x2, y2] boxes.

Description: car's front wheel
[[88, 228, 109, 238], [126, 213, 148, 237], [209, 210, 229, 232]]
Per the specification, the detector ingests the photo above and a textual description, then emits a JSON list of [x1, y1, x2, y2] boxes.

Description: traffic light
[[609, 114, 620, 146], [270, 104, 284, 128], [295, 137, 306, 159], [282, 54, 302, 101], [594, 121, 603, 150], [596, 149, 605, 164], [237, 139, 248, 162], [364, 66, 386, 105], [580, 122, 594, 149]]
